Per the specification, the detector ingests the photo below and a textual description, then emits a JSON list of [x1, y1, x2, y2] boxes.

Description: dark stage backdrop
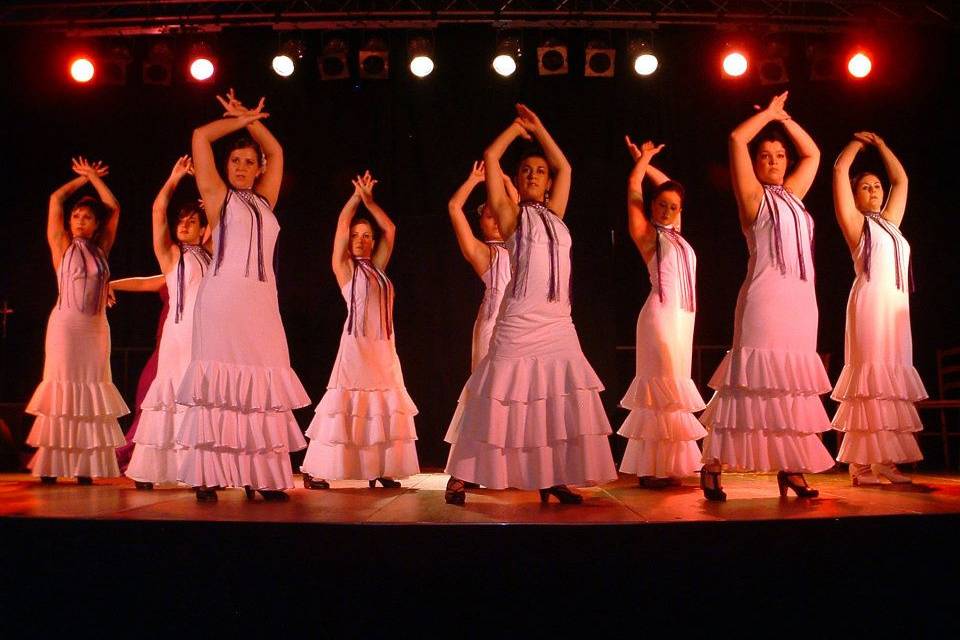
[[1, 26, 957, 468]]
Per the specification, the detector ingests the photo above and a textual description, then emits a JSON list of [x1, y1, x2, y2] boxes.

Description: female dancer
[[699, 92, 834, 500], [300, 171, 419, 489], [126, 156, 212, 489], [108, 274, 165, 472], [444, 104, 618, 505], [26, 157, 128, 483], [447, 160, 516, 369], [831, 132, 926, 484], [618, 137, 706, 487], [176, 90, 309, 502]]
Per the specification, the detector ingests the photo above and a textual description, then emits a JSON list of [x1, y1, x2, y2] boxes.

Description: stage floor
[[3, 469, 959, 524]]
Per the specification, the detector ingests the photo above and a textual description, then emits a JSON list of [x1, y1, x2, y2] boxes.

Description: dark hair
[[177, 200, 208, 228], [516, 149, 554, 179], [749, 126, 794, 166], [851, 171, 883, 192], [69, 196, 109, 242], [225, 136, 265, 167], [651, 180, 686, 208], [350, 216, 379, 246]]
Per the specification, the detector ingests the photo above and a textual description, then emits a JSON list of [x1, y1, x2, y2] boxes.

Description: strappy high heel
[[369, 477, 401, 488], [134, 481, 154, 490], [303, 473, 330, 490], [538, 485, 583, 504], [777, 471, 819, 498], [445, 477, 466, 505], [195, 486, 218, 502], [699, 468, 727, 502]]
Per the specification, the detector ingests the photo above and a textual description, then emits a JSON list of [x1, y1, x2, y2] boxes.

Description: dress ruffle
[[620, 376, 705, 412], [618, 408, 708, 442], [832, 397, 923, 433], [132, 407, 183, 447], [126, 444, 184, 485], [618, 409, 706, 479], [27, 416, 126, 449], [141, 377, 180, 410], [176, 359, 311, 412], [26, 380, 129, 418], [444, 434, 618, 490], [300, 439, 420, 481], [28, 446, 122, 478], [176, 406, 307, 453], [831, 362, 928, 402], [465, 354, 604, 403], [836, 430, 923, 464], [701, 429, 836, 473], [178, 447, 297, 490], [708, 347, 831, 395], [699, 389, 832, 434]]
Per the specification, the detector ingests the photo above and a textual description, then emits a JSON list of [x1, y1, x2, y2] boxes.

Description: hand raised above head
[[511, 117, 532, 140], [763, 91, 791, 121], [351, 170, 378, 203], [72, 156, 109, 179], [470, 160, 486, 182], [853, 131, 884, 148], [515, 103, 543, 133], [170, 155, 194, 180]]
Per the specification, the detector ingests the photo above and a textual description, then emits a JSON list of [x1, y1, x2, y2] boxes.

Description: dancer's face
[[176, 212, 206, 244], [853, 173, 884, 213], [753, 141, 788, 186], [478, 204, 503, 242], [652, 190, 682, 227], [69, 205, 99, 240], [225, 147, 263, 190], [350, 221, 374, 258], [516, 156, 552, 203]]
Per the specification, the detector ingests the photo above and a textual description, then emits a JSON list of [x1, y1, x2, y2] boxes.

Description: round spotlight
[[722, 52, 748, 77], [410, 55, 434, 78], [847, 51, 872, 79], [190, 57, 215, 81], [70, 57, 95, 83], [493, 54, 517, 77], [634, 53, 659, 76], [272, 55, 295, 77]]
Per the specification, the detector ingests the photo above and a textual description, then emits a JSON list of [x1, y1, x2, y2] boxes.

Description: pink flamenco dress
[[26, 237, 129, 478], [175, 189, 309, 490], [618, 225, 707, 479], [832, 213, 926, 464], [700, 185, 835, 473], [445, 202, 618, 490], [126, 244, 211, 485], [300, 257, 419, 481]]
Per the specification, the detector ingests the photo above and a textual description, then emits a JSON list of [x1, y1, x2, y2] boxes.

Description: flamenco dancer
[[176, 90, 309, 502], [447, 160, 516, 370], [699, 92, 834, 501], [300, 171, 419, 489], [444, 104, 618, 505], [126, 156, 212, 489], [618, 138, 706, 488], [26, 157, 128, 483], [108, 273, 165, 471], [831, 132, 926, 485]]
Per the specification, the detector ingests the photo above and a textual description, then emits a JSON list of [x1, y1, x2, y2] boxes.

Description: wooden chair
[[916, 347, 960, 469]]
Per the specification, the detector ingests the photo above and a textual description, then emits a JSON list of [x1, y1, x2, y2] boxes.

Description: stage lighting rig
[[628, 38, 658, 76], [319, 37, 350, 80], [143, 41, 173, 86], [493, 34, 521, 77], [537, 37, 568, 76], [408, 35, 435, 78], [187, 42, 216, 81], [585, 38, 616, 77], [359, 35, 389, 79], [272, 39, 304, 77]]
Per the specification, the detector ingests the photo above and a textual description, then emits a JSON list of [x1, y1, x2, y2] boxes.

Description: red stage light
[[189, 57, 215, 81], [722, 51, 748, 77], [70, 57, 95, 83], [847, 51, 872, 79]]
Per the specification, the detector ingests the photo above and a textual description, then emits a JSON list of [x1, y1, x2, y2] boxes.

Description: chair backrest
[[938, 347, 960, 400]]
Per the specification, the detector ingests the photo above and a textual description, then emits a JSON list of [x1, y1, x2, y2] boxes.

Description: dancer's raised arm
[[153, 156, 194, 273], [780, 114, 820, 199], [483, 120, 528, 238], [332, 186, 363, 287], [625, 136, 665, 259], [863, 132, 908, 226], [833, 139, 867, 252], [219, 90, 283, 208], [515, 104, 572, 218], [354, 172, 395, 270], [448, 161, 494, 276], [47, 172, 88, 269], [72, 157, 120, 256], [192, 90, 269, 227]]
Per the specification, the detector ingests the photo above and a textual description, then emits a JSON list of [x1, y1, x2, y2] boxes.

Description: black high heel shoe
[[195, 487, 218, 502], [369, 477, 401, 488], [699, 468, 727, 502], [539, 485, 583, 504], [77, 476, 93, 486], [445, 477, 466, 505], [777, 471, 819, 498], [135, 481, 154, 490], [40, 476, 57, 485], [258, 490, 290, 502], [303, 473, 330, 490]]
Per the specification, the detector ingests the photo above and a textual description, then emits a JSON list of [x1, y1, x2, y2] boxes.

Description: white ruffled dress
[[700, 186, 835, 473], [300, 257, 420, 480], [471, 242, 511, 371], [832, 213, 926, 463], [126, 244, 211, 484], [175, 189, 309, 490], [445, 203, 618, 490], [618, 226, 707, 478], [27, 238, 129, 477]]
